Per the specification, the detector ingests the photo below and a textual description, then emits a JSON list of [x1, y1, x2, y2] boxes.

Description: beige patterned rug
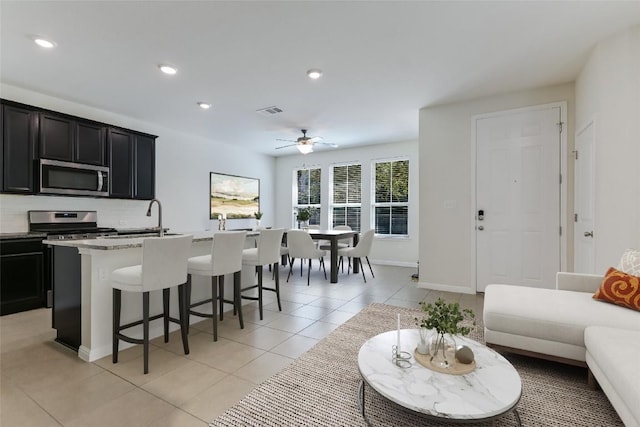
[[210, 303, 622, 426]]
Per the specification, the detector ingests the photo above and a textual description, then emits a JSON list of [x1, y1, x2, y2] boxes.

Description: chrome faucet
[[146, 199, 163, 237]]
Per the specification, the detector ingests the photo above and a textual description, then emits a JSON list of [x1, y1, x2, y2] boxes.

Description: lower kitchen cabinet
[[0, 238, 45, 315], [51, 245, 81, 350]]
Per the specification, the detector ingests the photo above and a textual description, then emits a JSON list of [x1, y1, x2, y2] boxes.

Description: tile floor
[[1, 263, 484, 426]]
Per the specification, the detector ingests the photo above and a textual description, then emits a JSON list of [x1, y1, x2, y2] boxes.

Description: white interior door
[[476, 106, 561, 292], [574, 121, 596, 273]]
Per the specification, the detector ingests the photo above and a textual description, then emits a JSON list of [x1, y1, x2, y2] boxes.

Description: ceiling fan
[[275, 129, 338, 154]]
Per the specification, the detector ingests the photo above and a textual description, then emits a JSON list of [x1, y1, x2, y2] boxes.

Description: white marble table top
[[358, 329, 522, 421]]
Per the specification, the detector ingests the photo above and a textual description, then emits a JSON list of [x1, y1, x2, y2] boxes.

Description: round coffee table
[[357, 329, 522, 425]]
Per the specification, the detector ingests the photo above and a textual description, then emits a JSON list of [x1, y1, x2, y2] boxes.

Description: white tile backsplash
[[0, 194, 156, 233]]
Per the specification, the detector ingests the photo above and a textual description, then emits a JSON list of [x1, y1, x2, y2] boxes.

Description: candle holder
[[392, 345, 412, 368]]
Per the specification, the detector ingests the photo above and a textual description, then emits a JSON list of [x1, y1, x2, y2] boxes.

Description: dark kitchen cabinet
[[134, 134, 155, 200], [108, 128, 156, 200], [0, 103, 38, 193], [51, 245, 81, 350], [108, 128, 133, 198], [40, 113, 106, 166], [0, 238, 45, 315]]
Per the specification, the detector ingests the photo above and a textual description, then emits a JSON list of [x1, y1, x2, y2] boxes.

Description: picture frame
[[209, 172, 260, 219]]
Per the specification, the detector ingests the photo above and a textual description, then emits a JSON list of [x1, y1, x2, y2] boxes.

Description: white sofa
[[484, 272, 640, 426]]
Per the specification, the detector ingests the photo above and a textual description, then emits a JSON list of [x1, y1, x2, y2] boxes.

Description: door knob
[[478, 226, 484, 231], [584, 231, 593, 237]]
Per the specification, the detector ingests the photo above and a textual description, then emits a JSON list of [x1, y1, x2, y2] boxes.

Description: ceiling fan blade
[[275, 143, 297, 149], [309, 136, 323, 142], [316, 142, 339, 148], [276, 138, 296, 142]]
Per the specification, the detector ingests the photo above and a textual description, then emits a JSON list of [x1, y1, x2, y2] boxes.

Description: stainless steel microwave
[[39, 159, 109, 197]]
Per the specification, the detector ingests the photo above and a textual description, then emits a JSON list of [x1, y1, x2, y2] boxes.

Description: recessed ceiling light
[[197, 102, 211, 110], [307, 69, 322, 79], [159, 65, 177, 75], [33, 37, 56, 49]]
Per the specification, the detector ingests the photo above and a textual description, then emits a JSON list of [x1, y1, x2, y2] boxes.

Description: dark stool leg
[[112, 288, 121, 364], [307, 258, 311, 286], [274, 262, 282, 311], [219, 275, 224, 321], [186, 274, 192, 333], [143, 291, 150, 374], [234, 271, 244, 329], [211, 276, 218, 341], [178, 283, 190, 355], [257, 266, 264, 320], [163, 288, 170, 343]]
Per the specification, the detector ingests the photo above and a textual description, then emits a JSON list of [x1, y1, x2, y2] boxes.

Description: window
[[373, 159, 409, 236], [331, 163, 361, 231], [294, 167, 321, 226]]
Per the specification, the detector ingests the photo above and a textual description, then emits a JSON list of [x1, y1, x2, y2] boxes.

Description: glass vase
[[430, 332, 457, 368], [417, 327, 430, 355]]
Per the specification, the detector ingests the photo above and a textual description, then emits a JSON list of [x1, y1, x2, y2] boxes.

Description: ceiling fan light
[[197, 102, 211, 109], [297, 144, 314, 154], [307, 69, 322, 79]]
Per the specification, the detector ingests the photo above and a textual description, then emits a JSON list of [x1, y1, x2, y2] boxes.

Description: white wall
[[0, 84, 276, 233], [274, 141, 419, 266], [575, 25, 640, 270], [419, 83, 575, 294]]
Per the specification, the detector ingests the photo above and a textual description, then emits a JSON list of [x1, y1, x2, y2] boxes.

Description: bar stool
[[241, 228, 285, 320], [111, 234, 193, 374], [186, 231, 246, 341]]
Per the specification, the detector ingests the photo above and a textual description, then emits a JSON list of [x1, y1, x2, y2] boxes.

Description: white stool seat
[[187, 255, 216, 275], [241, 248, 259, 264], [111, 265, 143, 290]]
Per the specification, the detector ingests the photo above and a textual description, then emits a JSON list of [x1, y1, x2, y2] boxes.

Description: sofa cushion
[[484, 285, 640, 349], [585, 326, 640, 426], [618, 248, 640, 276], [593, 267, 640, 312]]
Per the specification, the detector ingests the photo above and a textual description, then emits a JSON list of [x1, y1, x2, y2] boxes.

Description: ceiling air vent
[[256, 106, 283, 116]]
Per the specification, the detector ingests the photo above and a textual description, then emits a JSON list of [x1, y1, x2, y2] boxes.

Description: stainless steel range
[[28, 210, 117, 240]]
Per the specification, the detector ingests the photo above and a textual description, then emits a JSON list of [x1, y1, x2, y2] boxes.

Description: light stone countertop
[[44, 230, 259, 250], [0, 232, 47, 240]]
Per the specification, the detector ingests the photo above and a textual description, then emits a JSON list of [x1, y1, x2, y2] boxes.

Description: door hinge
[[574, 213, 578, 222], [559, 174, 562, 184], [559, 226, 562, 236], [557, 122, 564, 133], [573, 150, 578, 160]]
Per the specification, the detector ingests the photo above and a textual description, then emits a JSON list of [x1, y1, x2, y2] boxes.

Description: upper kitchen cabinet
[[40, 113, 106, 166], [0, 103, 38, 193], [108, 128, 156, 200], [134, 134, 155, 200]]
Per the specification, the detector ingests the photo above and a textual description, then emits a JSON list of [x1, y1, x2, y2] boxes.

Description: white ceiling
[[1, 1, 639, 156]]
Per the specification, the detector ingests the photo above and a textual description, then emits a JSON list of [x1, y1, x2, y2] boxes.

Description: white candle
[[397, 314, 401, 352], [218, 214, 222, 220]]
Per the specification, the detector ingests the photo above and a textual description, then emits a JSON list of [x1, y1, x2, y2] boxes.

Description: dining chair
[[286, 229, 327, 286], [186, 230, 246, 341], [319, 225, 352, 272], [338, 229, 375, 282], [241, 228, 285, 320], [111, 234, 193, 374]]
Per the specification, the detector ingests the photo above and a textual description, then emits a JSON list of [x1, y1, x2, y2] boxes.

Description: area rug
[[210, 303, 622, 426]]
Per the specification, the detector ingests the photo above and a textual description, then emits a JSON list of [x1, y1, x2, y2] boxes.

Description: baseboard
[[416, 281, 476, 295], [370, 259, 418, 268]]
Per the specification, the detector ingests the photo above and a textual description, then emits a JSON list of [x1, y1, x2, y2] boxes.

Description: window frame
[[371, 157, 410, 237], [329, 162, 362, 231], [292, 166, 322, 227]]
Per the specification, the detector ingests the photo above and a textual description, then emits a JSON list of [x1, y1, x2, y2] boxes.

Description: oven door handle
[[97, 171, 103, 191]]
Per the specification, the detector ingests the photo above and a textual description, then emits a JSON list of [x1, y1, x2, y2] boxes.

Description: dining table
[[305, 229, 359, 283]]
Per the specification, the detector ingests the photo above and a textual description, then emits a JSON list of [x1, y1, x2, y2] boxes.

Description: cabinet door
[[76, 122, 106, 166], [134, 134, 155, 199], [108, 128, 133, 198], [40, 113, 74, 161], [1, 104, 37, 193], [0, 240, 44, 315]]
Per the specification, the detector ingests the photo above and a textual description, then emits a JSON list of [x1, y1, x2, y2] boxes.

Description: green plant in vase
[[415, 298, 475, 368], [296, 208, 311, 228], [254, 211, 263, 220]]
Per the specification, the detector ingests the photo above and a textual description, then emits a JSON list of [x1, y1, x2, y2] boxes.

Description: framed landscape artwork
[[209, 172, 260, 219]]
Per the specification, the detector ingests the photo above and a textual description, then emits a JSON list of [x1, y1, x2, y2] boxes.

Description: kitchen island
[[46, 231, 258, 362]]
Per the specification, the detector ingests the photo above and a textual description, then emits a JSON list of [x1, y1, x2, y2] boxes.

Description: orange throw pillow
[[593, 267, 640, 312]]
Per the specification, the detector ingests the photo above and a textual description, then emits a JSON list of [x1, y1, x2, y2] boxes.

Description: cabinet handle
[[97, 171, 103, 191]]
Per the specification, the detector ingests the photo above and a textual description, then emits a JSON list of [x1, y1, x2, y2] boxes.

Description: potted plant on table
[[254, 211, 263, 229], [296, 208, 311, 229], [415, 298, 475, 368]]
